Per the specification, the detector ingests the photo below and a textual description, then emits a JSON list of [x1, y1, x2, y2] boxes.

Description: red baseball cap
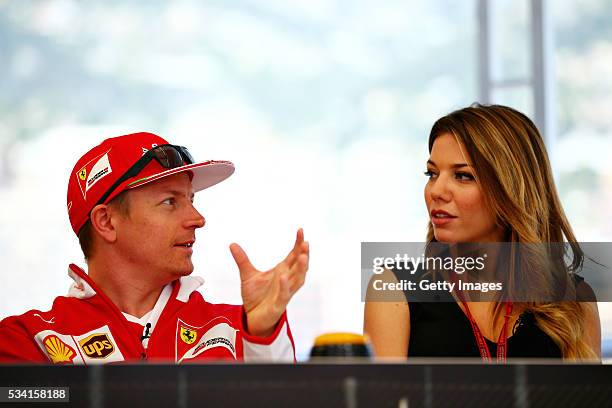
[[67, 132, 234, 235]]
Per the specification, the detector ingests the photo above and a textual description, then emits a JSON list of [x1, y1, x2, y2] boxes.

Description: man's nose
[[185, 203, 205, 229]]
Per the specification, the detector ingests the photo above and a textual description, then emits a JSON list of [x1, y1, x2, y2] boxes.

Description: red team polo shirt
[[0, 264, 295, 364]]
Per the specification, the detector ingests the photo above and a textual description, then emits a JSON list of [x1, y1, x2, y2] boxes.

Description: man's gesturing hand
[[230, 229, 309, 337]]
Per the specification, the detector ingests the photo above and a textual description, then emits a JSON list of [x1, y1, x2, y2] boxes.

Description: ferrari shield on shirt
[[0, 264, 296, 364]]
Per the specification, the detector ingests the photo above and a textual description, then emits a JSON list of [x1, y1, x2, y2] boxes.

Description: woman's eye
[[455, 172, 475, 181], [424, 170, 437, 179]]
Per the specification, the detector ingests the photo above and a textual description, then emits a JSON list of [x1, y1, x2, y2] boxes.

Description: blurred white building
[[0, 0, 610, 359]]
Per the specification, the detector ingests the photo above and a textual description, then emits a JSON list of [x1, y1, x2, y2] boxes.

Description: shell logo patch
[[180, 326, 198, 345], [78, 333, 115, 358], [43, 335, 76, 365]]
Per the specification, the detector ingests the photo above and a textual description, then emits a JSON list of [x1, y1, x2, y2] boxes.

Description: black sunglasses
[[95, 144, 194, 206]]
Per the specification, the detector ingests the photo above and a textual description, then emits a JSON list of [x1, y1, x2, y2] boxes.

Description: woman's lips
[[431, 210, 457, 226], [431, 216, 456, 226]]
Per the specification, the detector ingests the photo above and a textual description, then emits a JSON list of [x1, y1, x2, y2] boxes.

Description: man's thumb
[[230, 243, 253, 279]]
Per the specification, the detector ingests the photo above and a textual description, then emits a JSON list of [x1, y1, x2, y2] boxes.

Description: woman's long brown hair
[[426, 103, 596, 359]]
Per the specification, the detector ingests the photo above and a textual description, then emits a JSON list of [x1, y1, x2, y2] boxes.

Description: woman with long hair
[[364, 104, 600, 360]]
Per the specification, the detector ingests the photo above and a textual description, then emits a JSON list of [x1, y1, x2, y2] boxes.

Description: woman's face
[[424, 132, 504, 243]]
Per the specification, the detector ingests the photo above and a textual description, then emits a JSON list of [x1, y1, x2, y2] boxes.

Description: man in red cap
[[0, 132, 308, 364]]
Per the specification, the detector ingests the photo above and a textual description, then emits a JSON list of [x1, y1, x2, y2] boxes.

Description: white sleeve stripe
[[242, 322, 294, 362]]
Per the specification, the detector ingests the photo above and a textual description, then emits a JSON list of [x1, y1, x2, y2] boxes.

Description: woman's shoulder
[[571, 274, 597, 302]]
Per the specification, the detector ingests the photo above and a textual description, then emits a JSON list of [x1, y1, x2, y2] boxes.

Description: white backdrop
[[0, 0, 610, 360]]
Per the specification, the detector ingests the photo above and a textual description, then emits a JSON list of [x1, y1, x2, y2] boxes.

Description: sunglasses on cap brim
[[95, 144, 194, 207]]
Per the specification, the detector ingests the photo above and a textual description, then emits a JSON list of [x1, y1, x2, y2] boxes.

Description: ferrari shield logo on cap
[[76, 150, 113, 199]]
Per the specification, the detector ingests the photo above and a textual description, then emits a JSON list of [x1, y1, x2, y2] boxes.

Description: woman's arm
[[583, 301, 601, 359], [576, 280, 601, 358], [363, 269, 410, 359]]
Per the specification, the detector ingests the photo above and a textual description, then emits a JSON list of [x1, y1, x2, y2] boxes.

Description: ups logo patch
[[78, 333, 115, 358]]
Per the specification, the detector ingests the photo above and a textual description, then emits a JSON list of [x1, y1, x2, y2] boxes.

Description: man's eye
[[162, 198, 175, 205], [455, 172, 475, 181]]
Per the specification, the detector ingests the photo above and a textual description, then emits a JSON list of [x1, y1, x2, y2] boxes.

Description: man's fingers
[[230, 243, 255, 280], [285, 241, 309, 269], [282, 228, 305, 266], [276, 274, 292, 306], [282, 229, 303, 265], [295, 228, 304, 245], [288, 253, 308, 293], [280, 252, 308, 295]]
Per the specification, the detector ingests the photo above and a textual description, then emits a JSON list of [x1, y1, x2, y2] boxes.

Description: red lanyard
[[448, 272, 513, 362], [461, 300, 513, 363]]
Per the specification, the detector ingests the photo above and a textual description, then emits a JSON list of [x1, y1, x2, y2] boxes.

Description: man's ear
[[90, 204, 118, 243]]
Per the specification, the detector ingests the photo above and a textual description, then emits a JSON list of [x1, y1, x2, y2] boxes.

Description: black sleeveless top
[[391, 268, 584, 358], [407, 302, 561, 358]]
